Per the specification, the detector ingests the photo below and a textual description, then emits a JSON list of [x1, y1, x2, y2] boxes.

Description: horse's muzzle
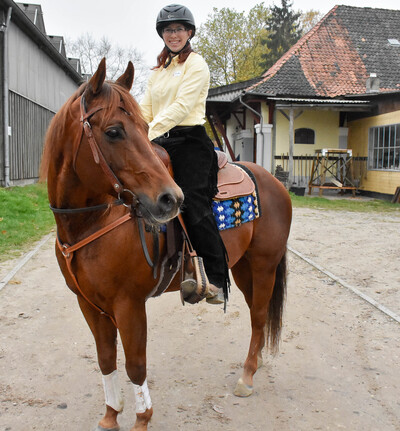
[[137, 188, 183, 224]]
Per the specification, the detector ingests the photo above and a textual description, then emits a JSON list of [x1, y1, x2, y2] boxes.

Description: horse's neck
[[51, 171, 117, 244]]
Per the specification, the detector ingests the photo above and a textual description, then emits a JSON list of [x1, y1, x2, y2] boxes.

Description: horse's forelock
[[98, 82, 147, 131]]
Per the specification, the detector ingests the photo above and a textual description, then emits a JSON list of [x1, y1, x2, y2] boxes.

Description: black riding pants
[[156, 126, 227, 288]]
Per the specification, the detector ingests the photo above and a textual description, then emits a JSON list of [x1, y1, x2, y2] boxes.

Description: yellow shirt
[[140, 52, 210, 141]]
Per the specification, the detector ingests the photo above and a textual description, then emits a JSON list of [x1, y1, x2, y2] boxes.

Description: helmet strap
[[164, 40, 190, 68]]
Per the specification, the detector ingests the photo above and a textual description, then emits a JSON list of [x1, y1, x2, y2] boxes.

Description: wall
[[348, 110, 400, 195], [273, 108, 340, 157], [8, 23, 78, 112]]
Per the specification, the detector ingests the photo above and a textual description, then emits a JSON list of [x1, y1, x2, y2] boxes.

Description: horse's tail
[[265, 250, 287, 355]]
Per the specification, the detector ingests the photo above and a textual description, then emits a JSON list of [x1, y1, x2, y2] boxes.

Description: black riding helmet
[[156, 4, 196, 38]]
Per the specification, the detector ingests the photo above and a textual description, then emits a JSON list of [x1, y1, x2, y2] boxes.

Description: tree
[[66, 33, 149, 99], [260, 0, 302, 71], [193, 4, 270, 87], [299, 9, 324, 35]]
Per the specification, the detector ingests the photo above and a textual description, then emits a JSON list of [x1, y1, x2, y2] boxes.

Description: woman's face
[[162, 23, 192, 53]]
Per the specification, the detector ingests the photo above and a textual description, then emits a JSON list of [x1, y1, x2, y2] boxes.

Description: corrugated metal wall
[[8, 22, 79, 113], [9, 91, 54, 181]]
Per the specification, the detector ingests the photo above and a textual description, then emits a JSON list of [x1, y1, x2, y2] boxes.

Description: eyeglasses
[[163, 27, 187, 35]]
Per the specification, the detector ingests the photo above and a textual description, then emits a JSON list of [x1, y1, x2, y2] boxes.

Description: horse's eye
[[105, 127, 122, 139]]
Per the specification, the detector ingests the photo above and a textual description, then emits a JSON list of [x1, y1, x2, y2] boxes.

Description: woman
[[140, 4, 228, 304]]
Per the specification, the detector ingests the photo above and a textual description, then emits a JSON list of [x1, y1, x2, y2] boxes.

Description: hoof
[[234, 378, 253, 397], [94, 426, 120, 431]]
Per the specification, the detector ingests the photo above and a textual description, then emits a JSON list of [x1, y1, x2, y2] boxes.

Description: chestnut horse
[[41, 59, 292, 431]]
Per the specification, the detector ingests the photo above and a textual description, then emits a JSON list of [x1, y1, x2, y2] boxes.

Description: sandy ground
[[0, 206, 399, 431]]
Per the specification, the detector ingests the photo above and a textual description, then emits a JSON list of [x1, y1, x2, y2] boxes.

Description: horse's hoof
[[234, 378, 253, 397], [94, 426, 120, 431]]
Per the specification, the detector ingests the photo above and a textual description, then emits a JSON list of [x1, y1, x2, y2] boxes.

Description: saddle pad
[[215, 163, 255, 200], [212, 192, 260, 231]]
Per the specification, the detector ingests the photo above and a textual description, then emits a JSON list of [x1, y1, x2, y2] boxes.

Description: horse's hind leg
[[78, 298, 122, 431], [231, 259, 279, 397], [231, 256, 266, 367]]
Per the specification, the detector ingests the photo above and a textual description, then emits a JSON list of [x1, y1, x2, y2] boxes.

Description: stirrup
[[180, 255, 210, 304]]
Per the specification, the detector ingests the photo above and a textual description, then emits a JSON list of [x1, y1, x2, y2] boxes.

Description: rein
[[50, 199, 124, 214], [52, 93, 160, 327]]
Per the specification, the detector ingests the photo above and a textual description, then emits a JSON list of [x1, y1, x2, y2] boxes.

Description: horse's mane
[[39, 81, 147, 182]]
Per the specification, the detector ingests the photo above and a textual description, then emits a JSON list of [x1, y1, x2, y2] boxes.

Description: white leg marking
[[133, 378, 152, 414], [102, 370, 124, 412]]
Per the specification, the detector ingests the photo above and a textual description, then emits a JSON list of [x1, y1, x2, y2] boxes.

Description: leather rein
[[51, 94, 159, 327]]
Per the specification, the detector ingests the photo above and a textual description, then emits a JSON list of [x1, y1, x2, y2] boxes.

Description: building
[[0, 0, 82, 187], [206, 5, 400, 199]]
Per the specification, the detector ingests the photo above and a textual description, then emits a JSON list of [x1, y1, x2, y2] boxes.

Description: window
[[368, 124, 400, 170], [295, 128, 315, 145]]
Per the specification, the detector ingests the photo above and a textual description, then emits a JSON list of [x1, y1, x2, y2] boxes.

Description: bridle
[[79, 93, 139, 206], [51, 92, 160, 327]]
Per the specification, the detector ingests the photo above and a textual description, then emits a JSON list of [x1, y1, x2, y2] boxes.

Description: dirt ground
[[0, 205, 399, 431]]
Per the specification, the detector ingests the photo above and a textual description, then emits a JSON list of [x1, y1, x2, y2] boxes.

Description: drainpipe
[[1, 7, 12, 187], [239, 92, 264, 165]]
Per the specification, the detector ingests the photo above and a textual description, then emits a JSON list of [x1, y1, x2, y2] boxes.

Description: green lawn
[[0, 183, 398, 263], [289, 192, 399, 212], [0, 183, 54, 261]]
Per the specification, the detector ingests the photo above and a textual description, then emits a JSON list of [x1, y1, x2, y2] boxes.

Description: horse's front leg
[[116, 299, 153, 431], [77, 297, 122, 431]]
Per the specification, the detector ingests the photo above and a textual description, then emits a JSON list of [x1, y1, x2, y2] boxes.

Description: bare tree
[[66, 33, 149, 100]]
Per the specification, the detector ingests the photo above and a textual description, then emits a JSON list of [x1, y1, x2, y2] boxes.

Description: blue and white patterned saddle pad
[[212, 192, 260, 231]]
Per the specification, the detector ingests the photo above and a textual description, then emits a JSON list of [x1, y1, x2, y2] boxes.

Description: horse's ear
[[87, 58, 106, 96], [116, 61, 134, 91]]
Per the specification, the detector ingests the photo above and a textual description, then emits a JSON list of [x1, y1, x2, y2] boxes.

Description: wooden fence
[[274, 154, 368, 188]]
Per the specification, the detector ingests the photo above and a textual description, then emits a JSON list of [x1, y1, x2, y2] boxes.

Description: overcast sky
[[35, 0, 400, 67]]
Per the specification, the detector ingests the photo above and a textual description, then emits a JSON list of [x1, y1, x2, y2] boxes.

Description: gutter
[[1, 6, 12, 187]]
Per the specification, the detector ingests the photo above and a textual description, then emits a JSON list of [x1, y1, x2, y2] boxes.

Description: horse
[[40, 58, 292, 431]]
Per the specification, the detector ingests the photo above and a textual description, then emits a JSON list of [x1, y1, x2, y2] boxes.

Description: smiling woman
[[140, 4, 230, 304]]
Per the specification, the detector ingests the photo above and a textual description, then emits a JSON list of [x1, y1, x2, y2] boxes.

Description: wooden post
[[288, 108, 294, 188]]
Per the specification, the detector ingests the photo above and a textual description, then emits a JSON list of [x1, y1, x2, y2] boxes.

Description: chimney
[[366, 73, 380, 93]]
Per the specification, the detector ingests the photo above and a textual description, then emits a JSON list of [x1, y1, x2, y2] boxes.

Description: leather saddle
[[214, 151, 255, 200]]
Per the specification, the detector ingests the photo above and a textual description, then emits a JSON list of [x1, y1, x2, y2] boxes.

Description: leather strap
[[80, 96, 124, 194], [57, 213, 133, 327]]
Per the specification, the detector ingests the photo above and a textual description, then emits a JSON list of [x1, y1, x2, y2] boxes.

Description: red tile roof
[[248, 5, 400, 97]]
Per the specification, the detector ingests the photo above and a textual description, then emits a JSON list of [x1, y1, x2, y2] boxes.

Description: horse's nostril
[[158, 192, 177, 213]]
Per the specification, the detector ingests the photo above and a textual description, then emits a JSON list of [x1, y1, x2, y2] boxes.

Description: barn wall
[[8, 23, 78, 112], [1, 19, 79, 184], [8, 91, 54, 181]]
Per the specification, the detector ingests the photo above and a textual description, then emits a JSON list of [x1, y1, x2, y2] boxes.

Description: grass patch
[[290, 192, 399, 212], [0, 183, 398, 264], [0, 183, 54, 262]]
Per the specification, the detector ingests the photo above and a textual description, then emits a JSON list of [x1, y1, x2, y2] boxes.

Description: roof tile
[[248, 5, 400, 97]]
